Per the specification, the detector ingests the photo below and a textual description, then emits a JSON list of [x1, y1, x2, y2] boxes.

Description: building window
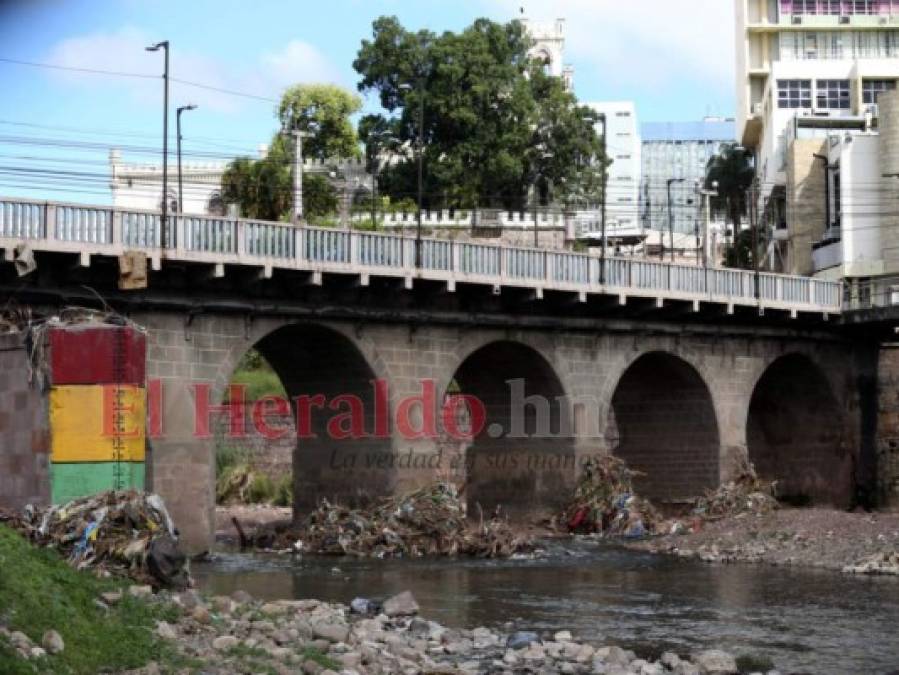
[[777, 79, 812, 108], [862, 79, 897, 104], [615, 111, 631, 117], [792, 0, 820, 14], [832, 170, 841, 225], [816, 79, 850, 109], [850, 0, 877, 14]]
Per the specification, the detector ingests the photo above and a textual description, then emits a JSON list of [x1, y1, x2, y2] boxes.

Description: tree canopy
[[353, 16, 604, 211], [221, 84, 356, 221]]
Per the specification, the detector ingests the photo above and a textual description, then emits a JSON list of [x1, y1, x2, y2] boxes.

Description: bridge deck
[[0, 197, 842, 316]]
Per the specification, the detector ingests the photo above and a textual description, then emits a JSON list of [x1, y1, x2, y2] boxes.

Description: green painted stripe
[[51, 462, 145, 505]]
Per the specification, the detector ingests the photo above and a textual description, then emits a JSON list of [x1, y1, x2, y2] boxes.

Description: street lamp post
[[597, 113, 607, 282], [400, 82, 425, 268], [176, 104, 197, 215], [146, 41, 169, 248], [666, 178, 685, 262]]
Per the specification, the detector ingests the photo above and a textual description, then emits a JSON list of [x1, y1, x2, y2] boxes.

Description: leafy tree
[[278, 84, 363, 160], [221, 139, 338, 222], [705, 143, 754, 247], [353, 16, 603, 212]]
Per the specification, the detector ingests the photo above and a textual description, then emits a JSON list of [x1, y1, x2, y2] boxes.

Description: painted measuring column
[[47, 323, 147, 504]]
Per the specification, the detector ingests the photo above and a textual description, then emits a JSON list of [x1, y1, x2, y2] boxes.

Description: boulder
[[693, 650, 738, 675], [383, 591, 419, 617], [41, 630, 64, 655]]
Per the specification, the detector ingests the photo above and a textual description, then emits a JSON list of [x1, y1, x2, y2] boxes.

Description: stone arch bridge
[[136, 311, 860, 553], [0, 197, 883, 553]]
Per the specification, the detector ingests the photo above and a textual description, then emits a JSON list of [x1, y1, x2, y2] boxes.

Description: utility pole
[[176, 104, 196, 215], [699, 180, 718, 268], [598, 113, 608, 282], [291, 128, 312, 224], [146, 41, 169, 248], [667, 178, 685, 262]]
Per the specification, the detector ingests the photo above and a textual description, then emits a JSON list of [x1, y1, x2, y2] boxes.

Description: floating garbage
[[1, 490, 189, 588], [262, 482, 533, 558], [563, 456, 662, 537]]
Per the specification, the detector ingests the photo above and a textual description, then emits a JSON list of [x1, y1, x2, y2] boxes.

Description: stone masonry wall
[[877, 345, 899, 508], [0, 332, 50, 509]]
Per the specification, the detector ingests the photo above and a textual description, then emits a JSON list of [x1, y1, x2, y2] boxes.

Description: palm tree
[[705, 144, 754, 268]]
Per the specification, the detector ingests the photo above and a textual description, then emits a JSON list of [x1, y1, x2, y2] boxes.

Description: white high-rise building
[[736, 0, 899, 237], [585, 102, 641, 232]]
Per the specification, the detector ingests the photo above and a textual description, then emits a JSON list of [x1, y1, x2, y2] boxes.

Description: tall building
[[585, 101, 642, 232], [520, 16, 574, 89], [640, 118, 736, 234], [735, 0, 899, 273]]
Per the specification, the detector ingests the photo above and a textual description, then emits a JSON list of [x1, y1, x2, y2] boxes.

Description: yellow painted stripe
[[50, 385, 146, 462]]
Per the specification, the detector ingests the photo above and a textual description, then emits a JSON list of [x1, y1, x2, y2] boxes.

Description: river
[[194, 539, 899, 674]]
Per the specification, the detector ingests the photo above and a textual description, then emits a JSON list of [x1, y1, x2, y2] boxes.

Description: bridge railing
[[0, 196, 843, 313]]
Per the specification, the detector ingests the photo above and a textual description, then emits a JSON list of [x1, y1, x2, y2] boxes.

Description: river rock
[[100, 591, 122, 605], [661, 652, 682, 669], [506, 630, 540, 650], [212, 635, 239, 651], [155, 621, 176, 640], [231, 589, 253, 604], [191, 606, 211, 624], [383, 590, 419, 617], [311, 621, 350, 643], [693, 649, 738, 674], [41, 630, 64, 655], [128, 585, 153, 598], [554, 630, 573, 642]]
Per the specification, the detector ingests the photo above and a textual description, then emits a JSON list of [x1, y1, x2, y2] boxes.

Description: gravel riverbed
[[113, 587, 760, 675]]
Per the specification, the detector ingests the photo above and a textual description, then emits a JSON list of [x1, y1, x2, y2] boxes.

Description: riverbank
[[117, 587, 760, 675], [2, 522, 767, 675], [622, 506, 899, 573]]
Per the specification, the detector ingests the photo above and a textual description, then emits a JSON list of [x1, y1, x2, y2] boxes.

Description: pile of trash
[[1, 490, 189, 588], [692, 459, 778, 521], [563, 456, 662, 538], [267, 482, 532, 558], [843, 551, 899, 576]]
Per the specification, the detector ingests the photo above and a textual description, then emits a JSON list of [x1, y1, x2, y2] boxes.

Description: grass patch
[[301, 646, 340, 670], [0, 525, 181, 675]]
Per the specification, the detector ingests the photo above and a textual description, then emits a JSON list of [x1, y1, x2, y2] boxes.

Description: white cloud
[[492, 0, 735, 95], [43, 27, 343, 114]]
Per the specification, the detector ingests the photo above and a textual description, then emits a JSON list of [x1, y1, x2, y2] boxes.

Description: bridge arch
[[447, 339, 575, 518], [218, 321, 394, 515], [746, 353, 852, 506], [607, 351, 720, 501]]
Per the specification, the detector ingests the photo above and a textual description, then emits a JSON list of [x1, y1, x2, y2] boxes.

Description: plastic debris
[[261, 482, 533, 558], [563, 456, 662, 537], [692, 459, 778, 521], [1, 490, 189, 588]]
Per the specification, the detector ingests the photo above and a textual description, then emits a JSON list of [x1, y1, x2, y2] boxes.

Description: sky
[[0, 0, 736, 204]]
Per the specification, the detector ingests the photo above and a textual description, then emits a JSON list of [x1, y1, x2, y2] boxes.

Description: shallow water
[[193, 539, 899, 674]]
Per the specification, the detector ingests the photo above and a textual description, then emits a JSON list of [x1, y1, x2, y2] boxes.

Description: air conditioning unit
[[752, 102, 764, 116], [792, 15, 803, 24], [839, 15, 850, 24], [867, 104, 879, 117], [880, 16, 889, 25]]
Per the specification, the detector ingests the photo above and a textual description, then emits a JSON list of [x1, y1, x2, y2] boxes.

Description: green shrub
[[246, 474, 275, 504], [273, 474, 293, 507]]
